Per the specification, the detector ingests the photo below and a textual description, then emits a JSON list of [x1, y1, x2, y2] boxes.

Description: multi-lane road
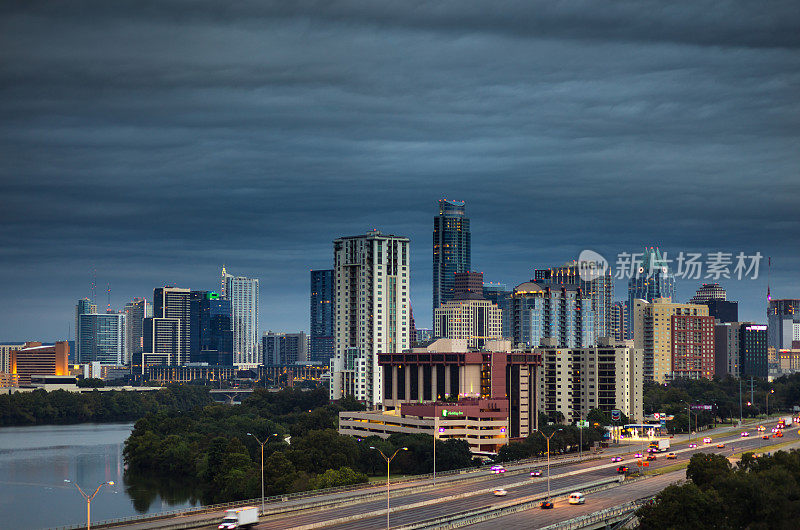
[[254, 421, 800, 529]]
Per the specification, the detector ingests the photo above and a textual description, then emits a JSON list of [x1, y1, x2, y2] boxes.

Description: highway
[[254, 421, 800, 530]]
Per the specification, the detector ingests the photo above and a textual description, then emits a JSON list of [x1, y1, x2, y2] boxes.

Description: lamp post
[[539, 428, 564, 500], [767, 389, 774, 418], [247, 432, 277, 515], [64, 479, 114, 530], [370, 446, 407, 530]]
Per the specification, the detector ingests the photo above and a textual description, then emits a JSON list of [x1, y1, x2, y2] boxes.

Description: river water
[[0, 423, 201, 529]]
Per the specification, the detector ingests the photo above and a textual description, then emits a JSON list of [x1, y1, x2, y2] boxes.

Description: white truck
[[218, 507, 258, 529], [649, 439, 670, 453]]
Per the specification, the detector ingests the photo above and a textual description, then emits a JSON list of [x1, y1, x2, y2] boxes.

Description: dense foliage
[[644, 373, 800, 434], [636, 450, 800, 529], [123, 387, 476, 508], [0, 386, 212, 426], [495, 409, 612, 462]]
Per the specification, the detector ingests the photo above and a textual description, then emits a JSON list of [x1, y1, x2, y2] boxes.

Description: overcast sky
[[1, 1, 799, 341]]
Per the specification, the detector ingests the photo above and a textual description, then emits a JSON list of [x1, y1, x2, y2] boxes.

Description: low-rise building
[[339, 398, 508, 455], [10, 341, 70, 386]]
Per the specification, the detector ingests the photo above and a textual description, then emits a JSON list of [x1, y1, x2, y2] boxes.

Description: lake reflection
[[0, 423, 200, 529]]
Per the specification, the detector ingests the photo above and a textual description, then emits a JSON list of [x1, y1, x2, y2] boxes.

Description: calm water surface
[[0, 423, 201, 529]]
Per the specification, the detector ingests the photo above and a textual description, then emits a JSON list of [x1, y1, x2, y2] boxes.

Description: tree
[[636, 483, 723, 529], [686, 453, 732, 489], [309, 467, 368, 490]]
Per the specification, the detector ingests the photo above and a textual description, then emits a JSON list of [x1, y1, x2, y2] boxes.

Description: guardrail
[[52, 451, 603, 529], [395, 476, 628, 529], [537, 494, 656, 530]]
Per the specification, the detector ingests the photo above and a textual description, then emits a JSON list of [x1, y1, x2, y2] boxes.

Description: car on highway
[[611, 456, 622, 463], [688, 443, 698, 448], [667, 453, 677, 459], [568, 492, 585, 505], [530, 470, 542, 477], [717, 443, 725, 448], [493, 489, 507, 497], [775, 431, 784, 438], [490, 465, 506, 474], [763, 434, 770, 440], [540, 500, 554, 509], [757, 425, 766, 432], [703, 437, 712, 444], [741, 432, 750, 437], [647, 454, 657, 461], [634, 452, 643, 458], [617, 465, 629, 474]]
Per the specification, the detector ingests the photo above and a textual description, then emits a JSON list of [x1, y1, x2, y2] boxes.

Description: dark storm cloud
[[1, 1, 799, 339]]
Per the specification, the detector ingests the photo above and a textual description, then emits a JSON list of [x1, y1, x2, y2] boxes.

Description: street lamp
[[767, 389, 774, 417], [247, 432, 278, 515], [370, 446, 407, 530], [538, 428, 564, 501], [64, 479, 114, 530]]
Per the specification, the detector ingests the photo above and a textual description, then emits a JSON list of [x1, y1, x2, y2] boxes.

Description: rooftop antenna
[[91, 269, 97, 305], [107, 283, 112, 312], [767, 256, 772, 302]]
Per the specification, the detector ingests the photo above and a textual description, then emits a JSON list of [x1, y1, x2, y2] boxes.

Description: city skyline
[[2, 2, 799, 340]]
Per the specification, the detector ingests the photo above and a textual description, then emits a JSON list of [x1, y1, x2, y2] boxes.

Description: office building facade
[[221, 267, 260, 365], [453, 271, 484, 300], [10, 341, 70, 386], [689, 283, 726, 304], [484, 282, 513, 340], [714, 322, 747, 378], [143, 287, 191, 366], [535, 261, 613, 341], [330, 230, 411, 406], [74, 298, 97, 362], [767, 299, 800, 351], [189, 291, 233, 365], [740, 324, 768, 379], [263, 331, 309, 365], [432, 199, 470, 318], [76, 312, 126, 364], [511, 282, 594, 348], [627, 248, 676, 338], [123, 297, 149, 363], [434, 299, 503, 349], [310, 269, 335, 363]]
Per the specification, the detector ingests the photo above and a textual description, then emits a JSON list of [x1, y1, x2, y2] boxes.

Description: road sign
[[577, 420, 589, 428], [611, 410, 621, 421]]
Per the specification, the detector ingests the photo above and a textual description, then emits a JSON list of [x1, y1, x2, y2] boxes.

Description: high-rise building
[[453, 271, 484, 300], [610, 301, 629, 342], [537, 338, 643, 424], [511, 282, 594, 348], [0, 342, 25, 377], [484, 282, 513, 340], [9, 341, 70, 386], [144, 287, 191, 366], [310, 269, 335, 363], [434, 299, 502, 349], [433, 199, 470, 319], [330, 230, 411, 406], [627, 248, 676, 339], [535, 261, 613, 341], [633, 298, 713, 383], [189, 291, 233, 365], [689, 283, 727, 304], [705, 300, 739, 323], [74, 298, 97, 362], [714, 322, 749, 378], [76, 312, 126, 364], [123, 298, 149, 364], [767, 299, 800, 351], [221, 267, 260, 365], [262, 331, 309, 365], [740, 324, 768, 379]]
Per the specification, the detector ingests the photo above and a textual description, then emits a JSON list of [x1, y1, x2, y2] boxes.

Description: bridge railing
[[51, 449, 602, 529]]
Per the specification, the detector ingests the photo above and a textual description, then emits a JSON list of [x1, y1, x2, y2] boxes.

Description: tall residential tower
[[433, 199, 470, 320], [221, 267, 260, 365], [329, 230, 411, 406], [310, 269, 335, 363]]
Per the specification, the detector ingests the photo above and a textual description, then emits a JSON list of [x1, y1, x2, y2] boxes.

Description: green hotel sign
[[441, 409, 464, 418]]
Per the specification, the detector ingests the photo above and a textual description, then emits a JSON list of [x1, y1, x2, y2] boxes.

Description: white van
[[568, 492, 585, 505]]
